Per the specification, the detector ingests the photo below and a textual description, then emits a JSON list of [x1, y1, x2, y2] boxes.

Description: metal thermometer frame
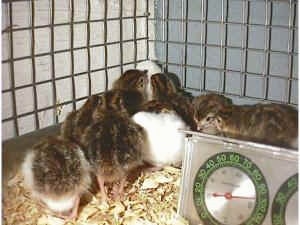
[[177, 130, 298, 225]]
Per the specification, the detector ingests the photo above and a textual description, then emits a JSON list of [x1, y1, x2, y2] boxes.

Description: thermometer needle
[[212, 192, 255, 200]]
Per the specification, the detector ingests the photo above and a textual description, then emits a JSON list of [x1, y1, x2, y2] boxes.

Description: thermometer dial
[[272, 174, 298, 225], [193, 152, 269, 225]]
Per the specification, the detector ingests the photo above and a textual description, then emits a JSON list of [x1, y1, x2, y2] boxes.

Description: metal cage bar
[[8, 1, 19, 136], [202, 0, 208, 91], [2, 37, 148, 64], [149, 17, 298, 30], [50, 0, 58, 123], [240, 0, 250, 97], [287, 0, 297, 104], [146, 0, 149, 59], [30, 0, 39, 130], [119, 0, 124, 74], [133, 0, 138, 67], [2, 16, 148, 34], [199, 0, 206, 92], [262, 0, 272, 101], [183, 0, 189, 88], [164, 0, 170, 71], [87, 0, 92, 96], [147, 39, 298, 57], [2, 58, 148, 94], [70, 0, 77, 111], [103, 0, 109, 90], [2, 60, 144, 124], [219, 0, 229, 93]]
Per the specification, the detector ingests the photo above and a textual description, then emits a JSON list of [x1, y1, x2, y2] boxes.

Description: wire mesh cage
[[2, 0, 298, 140], [151, 0, 298, 104]]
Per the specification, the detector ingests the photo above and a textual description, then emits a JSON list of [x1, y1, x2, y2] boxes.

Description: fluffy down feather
[[132, 111, 189, 167]]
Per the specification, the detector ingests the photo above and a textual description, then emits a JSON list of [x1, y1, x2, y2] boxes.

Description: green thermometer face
[[193, 152, 269, 225], [272, 174, 298, 225]]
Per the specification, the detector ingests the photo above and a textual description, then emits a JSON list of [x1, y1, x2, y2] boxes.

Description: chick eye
[[206, 116, 213, 122], [138, 78, 145, 87]]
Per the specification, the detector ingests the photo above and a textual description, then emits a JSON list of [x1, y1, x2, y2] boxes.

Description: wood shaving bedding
[[3, 167, 189, 225]]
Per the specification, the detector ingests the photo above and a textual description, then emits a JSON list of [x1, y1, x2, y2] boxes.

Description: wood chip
[[141, 178, 159, 189]]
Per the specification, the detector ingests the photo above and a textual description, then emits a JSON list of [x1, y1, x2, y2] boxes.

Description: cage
[[2, 0, 298, 224]]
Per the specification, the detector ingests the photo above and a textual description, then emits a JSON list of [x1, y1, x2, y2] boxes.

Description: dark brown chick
[[21, 136, 91, 219]]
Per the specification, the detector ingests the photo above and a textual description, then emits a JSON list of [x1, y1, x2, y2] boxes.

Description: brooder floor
[[3, 166, 190, 225]]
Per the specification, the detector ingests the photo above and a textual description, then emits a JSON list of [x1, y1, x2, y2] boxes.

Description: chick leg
[[112, 177, 127, 200], [68, 195, 80, 219], [97, 176, 108, 202]]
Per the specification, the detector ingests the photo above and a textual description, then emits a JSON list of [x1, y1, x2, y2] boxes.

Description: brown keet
[[61, 88, 145, 146], [21, 136, 91, 220], [198, 103, 298, 149], [61, 95, 100, 145], [150, 73, 196, 130], [82, 108, 146, 201], [150, 73, 178, 100], [61, 69, 149, 145], [193, 93, 233, 134], [112, 69, 149, 100], [92, 89, 144, 118]]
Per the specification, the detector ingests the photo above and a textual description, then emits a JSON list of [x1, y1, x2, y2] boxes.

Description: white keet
[[132, 111, 189, 167]]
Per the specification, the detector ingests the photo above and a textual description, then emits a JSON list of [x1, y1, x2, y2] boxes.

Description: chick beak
[[144, 74, 149, 83]]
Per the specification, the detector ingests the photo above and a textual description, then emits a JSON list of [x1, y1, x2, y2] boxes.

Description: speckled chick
[[193, 93, 233, 134], [81, 106, 146, 201], [150, 73, 178, 100], [61, 89, 145, 146], [92, 89, 145, 117], [21, 136, 91, 219], [112, 69, 149, 100], [61, 95, 100, 145], [209, 103, 298, 149], [61, 69, 149, 144]]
